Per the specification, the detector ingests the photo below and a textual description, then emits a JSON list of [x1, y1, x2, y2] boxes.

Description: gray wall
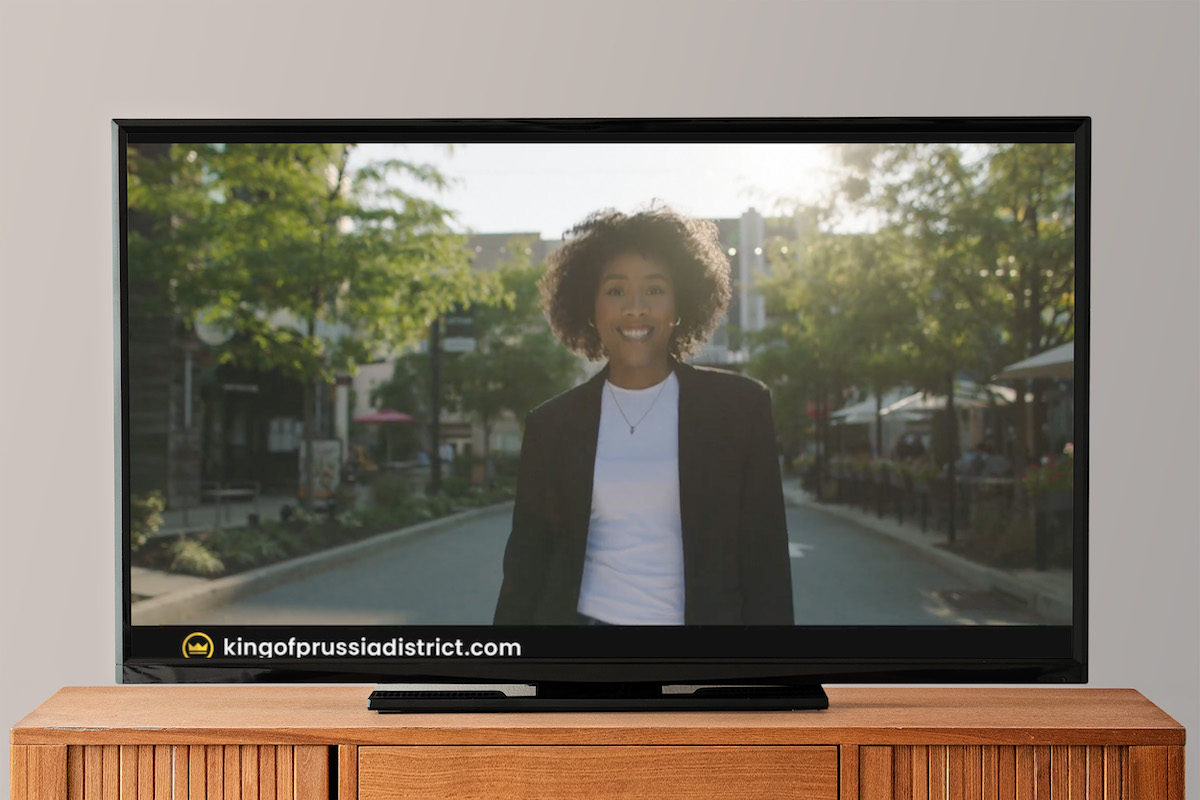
[[1, 0, 1196, 794]]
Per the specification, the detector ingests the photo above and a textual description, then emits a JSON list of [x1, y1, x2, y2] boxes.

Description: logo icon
[[182, 632, 214, 659]]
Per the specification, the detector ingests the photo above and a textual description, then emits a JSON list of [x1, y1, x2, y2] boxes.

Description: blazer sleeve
[[493, 409, 555, 624], [738, 385, 795, 625]]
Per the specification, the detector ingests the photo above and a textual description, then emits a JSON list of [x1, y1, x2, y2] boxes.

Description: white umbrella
[[882, 381, 1016, 416], [996, 342, 1074, 380], [830, 390, 914, 425]]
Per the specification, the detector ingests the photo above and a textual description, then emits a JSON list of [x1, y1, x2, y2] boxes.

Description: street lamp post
[[429, 316, 442, 495]]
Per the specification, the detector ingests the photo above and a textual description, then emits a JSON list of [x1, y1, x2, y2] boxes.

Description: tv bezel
[[115, 117, 1088, 687]]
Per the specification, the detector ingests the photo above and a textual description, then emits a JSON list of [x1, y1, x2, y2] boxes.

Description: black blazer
[[494, 359, 794, 625]]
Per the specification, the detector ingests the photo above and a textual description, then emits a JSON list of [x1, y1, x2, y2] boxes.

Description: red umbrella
[[352, 409, 419, 463], [353, 409, 418, 424]]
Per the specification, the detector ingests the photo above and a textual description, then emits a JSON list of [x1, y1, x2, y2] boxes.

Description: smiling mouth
[[617, 326, 654, 341]]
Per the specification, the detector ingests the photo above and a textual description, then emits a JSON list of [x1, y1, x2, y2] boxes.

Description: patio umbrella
[[354, 409, 418, 424], [996, 342, 1074, 380], [830, 390, 917, 425], [881, 381, 1016, 416], [352, 409, 419, 462]]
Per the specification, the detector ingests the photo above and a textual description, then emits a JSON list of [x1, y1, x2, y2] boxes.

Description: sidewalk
[[136, 480, 1071, 623], [132, 502, 515, 622], [158, 493, 298, 537], [780, 480, 1073, 624], [139, 493, 326, 601]]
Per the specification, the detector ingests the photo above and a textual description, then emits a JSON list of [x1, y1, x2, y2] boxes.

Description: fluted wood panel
[[12, 744, 30, 800], [257, 747, 274, 800], [7, 746, 329, 800], [153, 748, 170, 800], [221, 748, 238, 800], [237, 747, 255, 800], [335, 747, 356, 800], [292, 746, 328, 800], [857, 744, 1183, 799], [13, 746, 67, 800]]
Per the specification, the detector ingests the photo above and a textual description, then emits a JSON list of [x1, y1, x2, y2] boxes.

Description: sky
[[346, 142, 841, 240]]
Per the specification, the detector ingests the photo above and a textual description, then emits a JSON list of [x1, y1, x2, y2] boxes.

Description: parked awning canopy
[[353, 409, 419, 424], [996, 342, 1074, 380], [882, 381, 1017, 416], [830, 389, 916, 425]]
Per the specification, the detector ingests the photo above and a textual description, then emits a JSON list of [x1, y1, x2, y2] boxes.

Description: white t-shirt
[[577, 372, 685, 625]]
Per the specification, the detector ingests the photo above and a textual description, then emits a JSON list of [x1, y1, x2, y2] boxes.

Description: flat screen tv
[[117, 118, 1087, 709]]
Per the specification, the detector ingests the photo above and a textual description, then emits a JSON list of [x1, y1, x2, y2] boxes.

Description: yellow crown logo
[[182, 632, 214, 659]]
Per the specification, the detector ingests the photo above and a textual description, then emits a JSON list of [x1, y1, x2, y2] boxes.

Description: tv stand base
[[11, 687, 1185, 800], [368, 682, 830, 712]]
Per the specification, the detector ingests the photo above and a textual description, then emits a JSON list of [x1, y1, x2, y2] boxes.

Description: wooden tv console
[[10, 687, 1184, 799]]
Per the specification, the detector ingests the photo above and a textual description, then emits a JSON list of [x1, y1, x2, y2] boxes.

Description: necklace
[[607, 377, 670, 435]]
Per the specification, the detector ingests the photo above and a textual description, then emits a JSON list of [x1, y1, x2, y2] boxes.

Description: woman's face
[[593, 252, 677, 387]]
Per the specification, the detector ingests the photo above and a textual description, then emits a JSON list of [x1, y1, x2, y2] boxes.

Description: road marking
[[789, 543, 814, 559]]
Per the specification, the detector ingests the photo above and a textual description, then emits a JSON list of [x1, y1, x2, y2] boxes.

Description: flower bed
[[132, 483, 515, 579]]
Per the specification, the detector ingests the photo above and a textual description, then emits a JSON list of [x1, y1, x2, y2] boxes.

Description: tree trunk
[[302, 378, 316, 511], [302, 315, 318, 511], [875, 389, 884, 458], [482, 418, 493, 489], [429, 316, 442, 495], [1023, 197, 1047, 460], [1012, 385, 1030, 476], [945, 371, 957, 543], [1031, 376, 1050, 458], [816, 389, 829, 502]]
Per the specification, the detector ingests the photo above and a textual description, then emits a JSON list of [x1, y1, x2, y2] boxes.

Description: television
[[117, 118, 1087, 710]]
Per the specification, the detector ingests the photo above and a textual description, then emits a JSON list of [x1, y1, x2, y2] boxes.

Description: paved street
[[193, 502, 1046, 626], [193, 509, 510, 625], [786, 505, 1042, 625]]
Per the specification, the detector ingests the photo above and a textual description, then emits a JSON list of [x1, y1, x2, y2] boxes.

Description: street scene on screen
[[126, 140, 1076, 627]]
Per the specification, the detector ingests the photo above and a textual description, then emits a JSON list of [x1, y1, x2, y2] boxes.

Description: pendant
[[629, 426, 635, 435]]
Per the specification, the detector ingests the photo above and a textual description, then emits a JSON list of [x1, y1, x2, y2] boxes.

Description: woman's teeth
[[619, 327, 652, 340]]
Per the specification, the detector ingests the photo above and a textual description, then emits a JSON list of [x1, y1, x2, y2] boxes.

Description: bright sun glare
[[349, 142, 840, 239]]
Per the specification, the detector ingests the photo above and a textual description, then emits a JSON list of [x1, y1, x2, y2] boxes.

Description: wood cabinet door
[[9, 745, 329, 800], [359, 745, 838, 800], [853, 744, 1184, 800]]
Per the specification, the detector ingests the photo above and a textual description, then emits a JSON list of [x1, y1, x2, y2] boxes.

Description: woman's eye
[[648, 286, 665, 295], [607, 286, 624, 297]]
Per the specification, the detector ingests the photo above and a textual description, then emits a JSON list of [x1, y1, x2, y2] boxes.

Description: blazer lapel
[[561, 367, 606, 576], [673, 360, 708, 613]]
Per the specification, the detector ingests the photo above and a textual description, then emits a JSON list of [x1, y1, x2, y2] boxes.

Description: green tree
[[832, 142, 1076, 466], [127, 142, 499, 506], [441, 236, 581, 479], [753, 218, 920, 460], [750, 218, 859, 486], [979, 143, 1076, 461], [369, 352, 431, 462]]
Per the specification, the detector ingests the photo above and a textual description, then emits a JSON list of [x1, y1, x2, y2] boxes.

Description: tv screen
[[117, 118, 1087, 700]]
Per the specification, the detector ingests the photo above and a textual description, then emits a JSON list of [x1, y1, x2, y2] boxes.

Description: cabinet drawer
[[359, 745, 838, 800]]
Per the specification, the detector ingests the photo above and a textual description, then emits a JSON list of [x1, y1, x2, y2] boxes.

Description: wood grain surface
[[11, 688, 1184, 800], [12, 745, 328, 800], [335, 746, 355, 800], [360, 745, 838, 800], [28, 746, 67, 800], [853, 743, 1187, 799], [11, 687, 1185, 747]]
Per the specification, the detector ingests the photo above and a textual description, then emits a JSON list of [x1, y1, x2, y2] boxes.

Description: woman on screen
[[493, 206, 794, 626]]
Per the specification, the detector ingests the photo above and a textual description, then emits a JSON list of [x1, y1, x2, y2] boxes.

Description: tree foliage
[[445, 237, 581, 439], [754, 142, 1076, 465], [373, 236, 582, 469], [127, 142, 499, 382], [127, 141, 502, 505], [831, 142, 1075, 383]]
